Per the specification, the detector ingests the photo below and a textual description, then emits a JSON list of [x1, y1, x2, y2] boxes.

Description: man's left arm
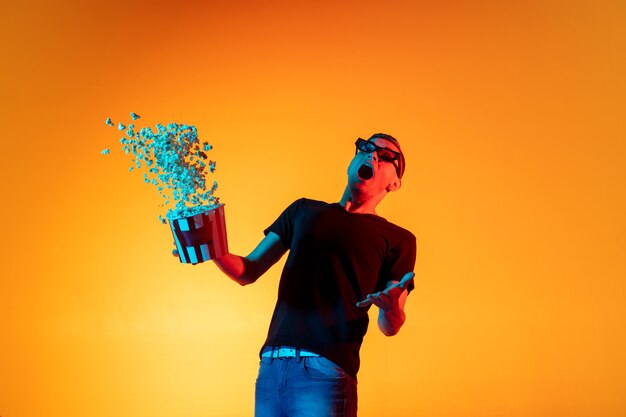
[[356, 272, 415, 336]]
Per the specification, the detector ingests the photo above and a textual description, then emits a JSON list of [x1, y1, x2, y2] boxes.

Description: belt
[[261, 347, 320, 359]]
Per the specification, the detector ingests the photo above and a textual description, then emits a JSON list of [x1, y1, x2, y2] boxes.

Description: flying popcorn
[[101, 148, 110, 155], [104, 113, 220, 222], [103, 112, 228, 264]]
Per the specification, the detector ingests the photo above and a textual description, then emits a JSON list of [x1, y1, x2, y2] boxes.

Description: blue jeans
[[255, 354, 358, 417]]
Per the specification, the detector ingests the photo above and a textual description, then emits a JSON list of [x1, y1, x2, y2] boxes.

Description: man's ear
[[386, 177, 402, 192]]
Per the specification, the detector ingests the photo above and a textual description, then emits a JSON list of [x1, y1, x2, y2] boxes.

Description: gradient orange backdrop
[[1, 1, 625, 416]]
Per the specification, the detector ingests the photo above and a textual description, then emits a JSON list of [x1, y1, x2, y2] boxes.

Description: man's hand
[[357, 271, 415, 336], [356, 272, 415, 309]]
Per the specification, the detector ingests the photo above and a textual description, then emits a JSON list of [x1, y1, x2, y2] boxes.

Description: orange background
[[1, 1, 625, 416]]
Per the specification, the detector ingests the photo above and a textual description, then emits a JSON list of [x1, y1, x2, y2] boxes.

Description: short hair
[[368, 133, 406, 178]]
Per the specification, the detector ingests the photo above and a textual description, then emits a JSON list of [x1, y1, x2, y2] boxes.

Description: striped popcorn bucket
[[169, 204, 228, 264]]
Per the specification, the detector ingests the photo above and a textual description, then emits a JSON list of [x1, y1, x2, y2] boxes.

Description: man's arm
[[356, 272, 415, 336], [213, 231, 287, 286], [376, 280, 409, 336]]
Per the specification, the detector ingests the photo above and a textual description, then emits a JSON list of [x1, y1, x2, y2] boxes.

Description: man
[[212, 133, 416, 417]]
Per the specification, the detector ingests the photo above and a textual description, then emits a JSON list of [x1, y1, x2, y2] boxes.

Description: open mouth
[[357, 164, 374, 180]]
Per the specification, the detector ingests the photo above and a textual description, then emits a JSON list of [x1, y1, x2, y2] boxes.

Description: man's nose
[[365, 152, 378, 162]]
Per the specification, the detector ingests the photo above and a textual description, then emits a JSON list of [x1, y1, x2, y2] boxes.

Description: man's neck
[[338, 186, 383, 215]]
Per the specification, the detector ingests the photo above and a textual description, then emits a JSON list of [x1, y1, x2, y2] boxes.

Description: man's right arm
[[213, 231, 287, 286]]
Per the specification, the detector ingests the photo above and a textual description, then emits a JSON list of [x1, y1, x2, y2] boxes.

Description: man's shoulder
[[300, 197, 329, 205], [376, 218, 416, 242], [290, 197, 332, 209], [288, 198, 415, 241]]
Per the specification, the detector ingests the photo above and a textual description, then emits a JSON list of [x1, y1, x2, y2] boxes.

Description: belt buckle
[[279, 347, 295, 357]]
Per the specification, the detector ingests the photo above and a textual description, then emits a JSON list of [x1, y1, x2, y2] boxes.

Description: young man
[[213, 133, 416, 417]]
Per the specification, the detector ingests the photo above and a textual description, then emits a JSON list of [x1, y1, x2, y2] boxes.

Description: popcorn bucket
[[169, 204, 228, 264]]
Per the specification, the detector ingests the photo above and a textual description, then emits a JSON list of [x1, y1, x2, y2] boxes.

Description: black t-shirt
[[262, 198, 417, 378]]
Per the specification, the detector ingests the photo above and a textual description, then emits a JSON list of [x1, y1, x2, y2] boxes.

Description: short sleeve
[[381, 233, 417, 293], [263, 198, 304, 249]]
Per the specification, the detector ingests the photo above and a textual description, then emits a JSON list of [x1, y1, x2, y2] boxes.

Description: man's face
[[347, 137, 402, 199]]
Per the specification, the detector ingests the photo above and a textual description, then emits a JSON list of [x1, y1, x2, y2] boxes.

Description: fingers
[[398, 272, 415, 289], [400, 271, 415, 284], [356, 290, 395, 309], [356, 291, 379, 308], [356, 272, 414, 309], [172, 248, 179, 257], [356, 299, 372, 308]]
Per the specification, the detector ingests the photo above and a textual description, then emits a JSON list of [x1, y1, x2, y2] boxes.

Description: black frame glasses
[[355, 138, 401, 177]]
